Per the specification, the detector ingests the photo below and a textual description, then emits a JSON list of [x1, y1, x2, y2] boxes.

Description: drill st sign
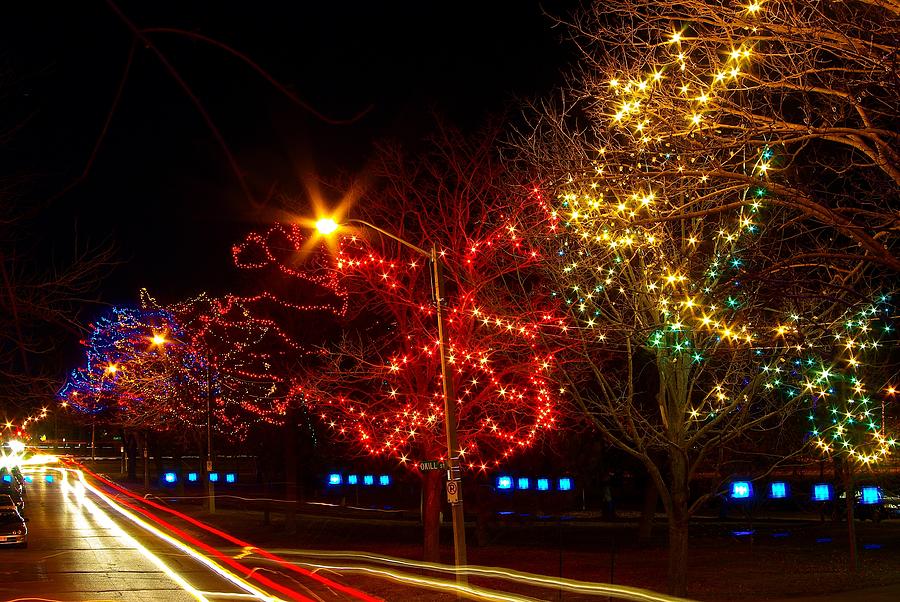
[[418, 460, 446, 472]]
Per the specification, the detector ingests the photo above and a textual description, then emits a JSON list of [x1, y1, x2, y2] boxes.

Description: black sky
[[3, 1, 574, 310]]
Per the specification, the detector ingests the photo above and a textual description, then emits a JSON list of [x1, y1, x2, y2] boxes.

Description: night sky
[[3, 1, 575, 313]]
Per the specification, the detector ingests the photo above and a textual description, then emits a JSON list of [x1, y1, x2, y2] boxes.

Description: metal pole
[[91, 421, 96, 461], [432, 246, 468, 574], [207, 355, 216, 514]]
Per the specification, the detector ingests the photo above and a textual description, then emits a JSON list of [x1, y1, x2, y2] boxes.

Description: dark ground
[[151, 495, 900, 600]]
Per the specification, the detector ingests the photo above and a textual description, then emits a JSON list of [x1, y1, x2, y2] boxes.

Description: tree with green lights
[[513, 0, 899, 594]]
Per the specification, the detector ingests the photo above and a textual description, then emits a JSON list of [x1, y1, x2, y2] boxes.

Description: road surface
[[0, 466, 307, 601]]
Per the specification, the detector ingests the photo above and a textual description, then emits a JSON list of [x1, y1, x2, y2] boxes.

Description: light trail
[[53, 466, 293, 602], [258, 549, 698, 602], [59, 459, 693, 602], [53, 467, 210, 602], [68, 468, 308, 602], [65, 459, 381, 602]]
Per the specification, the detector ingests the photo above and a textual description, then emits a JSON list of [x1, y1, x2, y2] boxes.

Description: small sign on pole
[[418, 460, 446, 472], [446, 480, 460, 504]]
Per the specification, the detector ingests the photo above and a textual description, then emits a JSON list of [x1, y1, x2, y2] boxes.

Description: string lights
[[516, 0, 898, 465]]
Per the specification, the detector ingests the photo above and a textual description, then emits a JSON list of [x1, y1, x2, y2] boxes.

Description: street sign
[[446, 480, 460, 504], [418, 460, 446, 471]]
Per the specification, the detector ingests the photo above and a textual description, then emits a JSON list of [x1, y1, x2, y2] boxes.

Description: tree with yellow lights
[[522, 0, 900, 274], [513, 0, 899, 594]]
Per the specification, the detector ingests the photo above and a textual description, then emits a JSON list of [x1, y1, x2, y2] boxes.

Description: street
[[0, 466, 284, 601]]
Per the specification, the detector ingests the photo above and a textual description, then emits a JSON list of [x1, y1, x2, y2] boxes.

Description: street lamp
[[315, 217, 468, 570]]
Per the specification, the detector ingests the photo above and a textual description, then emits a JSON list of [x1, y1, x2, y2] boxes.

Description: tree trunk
[[667, 453, 690, 597], [422, 469, 442, 562], [126, 432, 138, 481], [842, 462, 858, 572], [638, 476, 658, 544], [173, 451, 184, 497], [142, 432, 150, 490], [283, 418, 298, 534]]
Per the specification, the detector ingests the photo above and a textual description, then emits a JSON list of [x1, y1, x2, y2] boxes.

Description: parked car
[[0, 483, 24, 515], [0, 494, 27, 548], [0, 467, 25, 496]]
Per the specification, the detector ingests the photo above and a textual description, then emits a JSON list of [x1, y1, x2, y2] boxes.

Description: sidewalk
[[766, 583, 900, 602]]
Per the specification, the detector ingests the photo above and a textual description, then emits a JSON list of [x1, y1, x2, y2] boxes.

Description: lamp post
[[315, 217, 468, 571]]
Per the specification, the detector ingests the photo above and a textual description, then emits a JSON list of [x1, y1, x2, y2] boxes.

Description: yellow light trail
[[53, 467, 210, 601], [252, 549, 697, 602], [54, 467, 284, 602]]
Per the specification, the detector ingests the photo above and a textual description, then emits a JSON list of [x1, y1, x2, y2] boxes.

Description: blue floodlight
[[348, 474, 358, 485], [328, 473, 342, 486], [496, 476, 513, 490], [860, 486, 882, 505], [517, 477, 530, 490], [209, 472, 219, 483], [558, 477, 572, 491], [379, 475, 391, 486], [187, 472, 198, 482], [1, 475, 10, 483], [537, 478, 550, 491], [363, 475, 374, 486], [45, 475, 54, 484], [770, 481, 788, 499], [812, 483, 831, 501], [163, 472, 177, 484], [24, 475, 32, 484], [731, 481, 752, 499], [225, 473, 236, 484]]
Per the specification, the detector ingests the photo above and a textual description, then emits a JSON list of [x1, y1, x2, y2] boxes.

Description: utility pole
[[207, 355, 216, 514], [432, 245, 468, 575]]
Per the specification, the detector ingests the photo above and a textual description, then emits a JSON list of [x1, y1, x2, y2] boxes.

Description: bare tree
[[518, 0, 900, 274], [511, 0, 900, 594], [1, 174, 114, 421]]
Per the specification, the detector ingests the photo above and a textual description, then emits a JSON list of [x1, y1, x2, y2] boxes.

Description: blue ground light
[[731, 481, 752, 499], [517, 477, 530, 490], [163, 472, 176, 484], [225, 473, 236, 484], [347, 474, 358, 485], [558, 477, 572, 491], [363, 475, 374, 486], [328, 473, 342, 485], [770, 481, 788, 499], [537, 478, 550, 491], [813, 483, 832, 501], [187, 472, 198, 482], [379, 475, 391, 486], [209, 472, 219, 483], [497, 476, 513, 490], [860, 486, 882, 504]]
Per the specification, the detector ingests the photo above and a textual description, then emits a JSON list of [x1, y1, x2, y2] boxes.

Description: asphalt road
[[0, 466, 271, 601]]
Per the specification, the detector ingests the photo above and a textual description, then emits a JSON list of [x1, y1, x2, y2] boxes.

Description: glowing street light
[[315, 218, 339, 235], [313, 216, 468, 573]]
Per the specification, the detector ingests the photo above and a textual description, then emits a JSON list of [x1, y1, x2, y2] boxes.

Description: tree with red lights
[[297, 124, 568, 561]]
